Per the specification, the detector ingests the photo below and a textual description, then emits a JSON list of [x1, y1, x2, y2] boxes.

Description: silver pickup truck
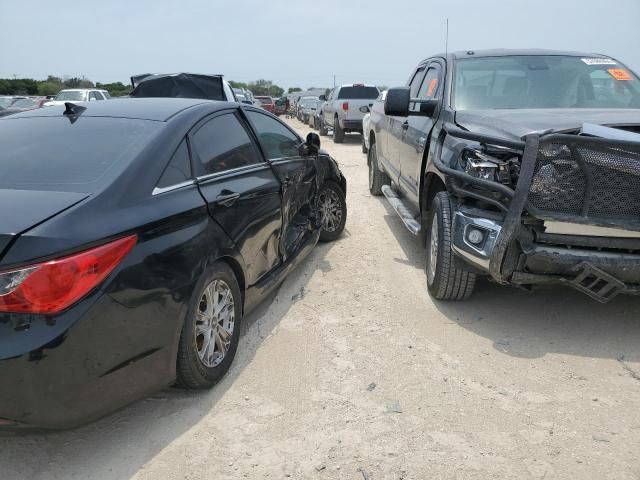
[[319, 84, 379, 143]]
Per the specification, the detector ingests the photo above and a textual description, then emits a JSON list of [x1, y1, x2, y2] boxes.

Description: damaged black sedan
[[0, 98, 346, 429], [370, 49, 640, 302]]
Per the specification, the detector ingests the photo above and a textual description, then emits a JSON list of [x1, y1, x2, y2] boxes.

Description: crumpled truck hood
[[454, 108, 640, 141]]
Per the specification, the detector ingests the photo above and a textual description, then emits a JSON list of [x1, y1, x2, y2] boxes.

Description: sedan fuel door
[[190, 110, 283, 286], [244, 109, 318, 261]]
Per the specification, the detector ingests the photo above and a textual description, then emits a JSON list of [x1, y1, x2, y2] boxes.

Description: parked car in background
[[130, 73, 238, 103], [298, 96, 319, 124], [233, 88, 257, 105], [0, 97, 43, 117], [361, 90, 386, 153], [273, 98, 287, 116], [255, 96, 275, 113], [0, 98, 347, 430], [309, 98, 326, 129], [44, 89, 111, 106], [370, 48, 640, 303], [319, 84, 380, 142]]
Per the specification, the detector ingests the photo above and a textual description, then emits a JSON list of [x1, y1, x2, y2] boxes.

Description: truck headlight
[[462, 149, 499, 181]]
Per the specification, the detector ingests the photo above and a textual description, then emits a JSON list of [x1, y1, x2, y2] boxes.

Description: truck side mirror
[[384, 87, 410, 116]]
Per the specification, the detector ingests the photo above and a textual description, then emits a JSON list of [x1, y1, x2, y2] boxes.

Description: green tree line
[[0, 76, 132, 97], [229, 79, 284, 98]]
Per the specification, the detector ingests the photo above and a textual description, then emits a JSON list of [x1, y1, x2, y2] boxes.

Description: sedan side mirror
[[306, 132, 321, 155], [359, 105, 370, 113], [384, 87, 410, 116], [318, 95, 326, 101]]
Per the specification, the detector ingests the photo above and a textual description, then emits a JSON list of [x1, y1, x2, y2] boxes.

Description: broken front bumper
[[443, 127, 640, 302]]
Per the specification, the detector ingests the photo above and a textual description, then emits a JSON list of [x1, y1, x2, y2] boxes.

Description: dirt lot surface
[[2, 118, 640, 480]]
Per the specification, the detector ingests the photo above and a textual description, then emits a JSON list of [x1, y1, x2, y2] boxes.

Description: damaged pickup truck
[[368, 49, 640, 302]]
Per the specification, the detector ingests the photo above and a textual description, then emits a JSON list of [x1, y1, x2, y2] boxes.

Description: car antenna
[[63, 102, 86, 116], [445, 18, 449, 57]]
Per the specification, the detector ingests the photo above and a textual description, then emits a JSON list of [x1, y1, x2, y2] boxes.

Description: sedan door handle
[[215, 191, 240, 207]]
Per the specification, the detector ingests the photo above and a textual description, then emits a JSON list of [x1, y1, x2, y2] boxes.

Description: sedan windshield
[[454, 55, 640, 110], [54, 90, 88, 101]]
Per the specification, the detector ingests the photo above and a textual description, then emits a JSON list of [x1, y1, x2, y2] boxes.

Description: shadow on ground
[[0, 241, 340, 480], [380, 198, 640, 362]]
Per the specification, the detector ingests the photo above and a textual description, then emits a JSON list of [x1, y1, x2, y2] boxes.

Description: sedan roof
[[2, 97, 220, 122]]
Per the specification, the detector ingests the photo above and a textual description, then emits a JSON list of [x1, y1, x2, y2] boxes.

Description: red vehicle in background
[[255, 96, 275, 113]]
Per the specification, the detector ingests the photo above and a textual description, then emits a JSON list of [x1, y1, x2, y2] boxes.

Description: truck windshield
[[454, 55, 640, 110], [55, 91, 88, 101]]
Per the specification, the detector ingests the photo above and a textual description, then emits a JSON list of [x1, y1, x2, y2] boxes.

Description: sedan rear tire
[[176, 262, 242, 389]]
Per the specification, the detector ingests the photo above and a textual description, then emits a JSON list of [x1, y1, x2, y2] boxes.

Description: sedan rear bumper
[[0, 294, 179, 430]]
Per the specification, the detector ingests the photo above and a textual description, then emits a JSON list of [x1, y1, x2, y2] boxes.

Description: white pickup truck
[[319, 84, 379, 143]]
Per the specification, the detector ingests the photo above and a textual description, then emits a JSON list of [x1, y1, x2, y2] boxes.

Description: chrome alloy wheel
[[319, 188, 343, 233], [195, 279, 235, 368], [428, 215, 439, 285]]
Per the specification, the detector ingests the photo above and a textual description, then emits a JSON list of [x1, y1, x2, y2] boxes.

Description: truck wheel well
[[423, 173, 446, 214]]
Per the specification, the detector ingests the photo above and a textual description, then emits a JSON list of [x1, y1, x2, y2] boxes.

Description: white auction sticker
[[581, 58, 617, 65]]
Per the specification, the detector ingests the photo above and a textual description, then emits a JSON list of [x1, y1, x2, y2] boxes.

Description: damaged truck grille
[[527, 134, 640, 225]]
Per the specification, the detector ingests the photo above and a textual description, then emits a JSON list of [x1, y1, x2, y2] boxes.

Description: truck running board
[[381, 185, 421, 236]]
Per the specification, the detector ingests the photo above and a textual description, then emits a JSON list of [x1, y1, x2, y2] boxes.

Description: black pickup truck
[[368, 49, 640, 302]]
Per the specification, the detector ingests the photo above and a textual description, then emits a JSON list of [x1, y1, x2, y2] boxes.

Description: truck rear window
[[0, 117, 162, 192], [337, 87, 379, 100]]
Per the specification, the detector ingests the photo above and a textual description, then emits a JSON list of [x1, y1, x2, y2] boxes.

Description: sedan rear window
[[337, 86, 379, 99], [0, 117, 162, 192]]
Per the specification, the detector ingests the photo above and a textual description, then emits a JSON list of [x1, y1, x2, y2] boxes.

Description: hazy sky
[[2, 0, 639, 89]]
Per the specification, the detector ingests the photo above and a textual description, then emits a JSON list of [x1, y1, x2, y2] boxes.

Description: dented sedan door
[[243, 109, 319, 261]]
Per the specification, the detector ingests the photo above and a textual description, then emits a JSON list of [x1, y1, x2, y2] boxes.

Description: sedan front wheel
[[318, 181, 347, 242]]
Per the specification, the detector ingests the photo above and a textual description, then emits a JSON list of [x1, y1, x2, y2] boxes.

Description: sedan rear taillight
[[342, 102, 349, 111], [0, 235, 137, 315]]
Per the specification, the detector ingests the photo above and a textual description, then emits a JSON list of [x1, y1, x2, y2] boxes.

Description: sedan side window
[[245, 110, 301, 160], [157, 138, 192, 189], [191, 113, 262, 176]]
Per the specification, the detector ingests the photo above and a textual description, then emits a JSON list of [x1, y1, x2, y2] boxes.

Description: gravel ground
[[2, 117, 640, 480]]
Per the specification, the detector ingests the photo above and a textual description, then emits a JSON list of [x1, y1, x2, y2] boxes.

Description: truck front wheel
[[368, 143, 390, 196], [333, 116, 344, 143], [426, 192, 476, 300]]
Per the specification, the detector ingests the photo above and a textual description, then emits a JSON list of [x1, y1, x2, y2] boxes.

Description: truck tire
[[319, 117, 328, 136], [361, 134, 368, 154], [426, 191, 476, 301], [333, 116, 344, 143], [368, 143, 390, 196]]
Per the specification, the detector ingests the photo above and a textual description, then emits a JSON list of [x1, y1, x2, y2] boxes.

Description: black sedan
[[0, 98, 347, 429]]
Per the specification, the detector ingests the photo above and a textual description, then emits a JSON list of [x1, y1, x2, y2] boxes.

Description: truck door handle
[[402, 121, 409, 131], [215, 191, 240, 207]]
